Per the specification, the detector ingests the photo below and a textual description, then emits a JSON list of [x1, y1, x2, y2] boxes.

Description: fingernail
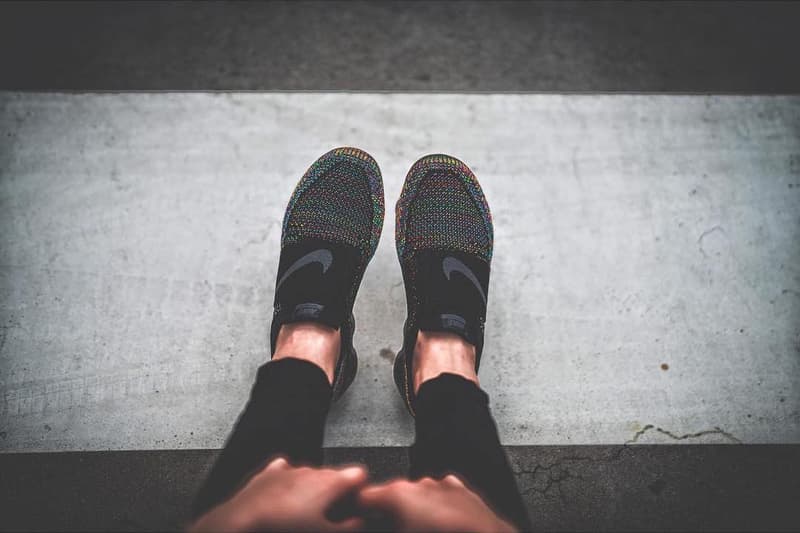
[[341, 466, 365, 478]]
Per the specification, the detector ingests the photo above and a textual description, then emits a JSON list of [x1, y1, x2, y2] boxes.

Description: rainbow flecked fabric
[[396, 154, 493, 263], [283, 147, 385, 262]]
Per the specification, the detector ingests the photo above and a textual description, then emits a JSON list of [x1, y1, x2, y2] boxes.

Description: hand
[[358, 475, 517, 532], [189, 457, 367, 532]]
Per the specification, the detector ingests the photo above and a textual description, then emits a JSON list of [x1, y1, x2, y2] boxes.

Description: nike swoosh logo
[[276, 249, 333, 291], [442, 256, 486, 305]]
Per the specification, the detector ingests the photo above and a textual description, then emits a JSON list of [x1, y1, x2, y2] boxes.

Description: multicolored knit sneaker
[[394, 154, 493, 415], [271, 147, 384, 401]]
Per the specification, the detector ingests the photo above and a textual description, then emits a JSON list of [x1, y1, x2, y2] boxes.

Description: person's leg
[[193, 147, 385, 519], [408, 332, 531, 531], [392, 155, 530, 529], [191, 323, 338, 518]]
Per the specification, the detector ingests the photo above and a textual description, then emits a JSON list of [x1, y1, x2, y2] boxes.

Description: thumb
[[357, 482, 403, 513], [325, 516, 365, 532], [321, 466, 369, 499]]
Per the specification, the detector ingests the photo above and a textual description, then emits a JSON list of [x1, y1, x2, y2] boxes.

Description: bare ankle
[[412, 331, 478, 394], [273, 322, 340, 384]]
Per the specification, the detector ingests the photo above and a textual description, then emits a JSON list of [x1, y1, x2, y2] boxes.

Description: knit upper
[[396, 154, 493, 263], [283, 147, 384, 261]]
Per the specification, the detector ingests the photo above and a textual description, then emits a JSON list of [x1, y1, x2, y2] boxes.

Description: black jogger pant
[[192, 358, 531, 530]]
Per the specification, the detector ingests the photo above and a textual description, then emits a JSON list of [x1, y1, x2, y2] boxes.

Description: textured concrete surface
[[2, 446, 799, 532], [1, 93, 799, 451], [2, 1, 800, 92]]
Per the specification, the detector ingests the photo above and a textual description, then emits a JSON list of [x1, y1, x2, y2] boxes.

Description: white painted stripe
[[0, 93, 798, 451]]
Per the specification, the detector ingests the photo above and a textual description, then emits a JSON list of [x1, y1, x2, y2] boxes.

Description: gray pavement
[[3, 446, 800, 531], [2, 1, 800, 92], [2, 93, 798, 451]]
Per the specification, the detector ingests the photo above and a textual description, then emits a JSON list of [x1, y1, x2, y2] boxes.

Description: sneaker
[[271, 147, 384, 400], [394, 154, 493, 415]]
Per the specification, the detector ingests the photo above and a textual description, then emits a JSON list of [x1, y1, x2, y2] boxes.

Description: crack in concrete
[[0, 324, 7, 356], [514, 424, 742, 500], [515, 458, 589, 501], [625, 424, 656, 445], [626, 424, 742, 444], [657, 425, 743, 443]]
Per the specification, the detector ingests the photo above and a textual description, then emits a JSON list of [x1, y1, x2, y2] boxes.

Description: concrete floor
[[1, 93, 799, 451], [4, 446, 800, 532], [3, 1, 800, 92]]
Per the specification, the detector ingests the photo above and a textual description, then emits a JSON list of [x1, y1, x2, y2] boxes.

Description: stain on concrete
[[379, 348, 395, 363], [697, 225, 726, 257]]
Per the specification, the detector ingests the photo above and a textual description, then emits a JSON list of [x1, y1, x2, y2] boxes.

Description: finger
[[357, 482, 403, 512], [325, 517, 365, 532], [332, 462, 367, 474], [328, 465, 368, 486], [318, 466, 368, 499], [444, 474, 465, 488], [264, 456, 289, 471]]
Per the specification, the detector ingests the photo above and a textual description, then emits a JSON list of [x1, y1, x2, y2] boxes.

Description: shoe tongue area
[[411, 249, 490, 352], [272, 239, 362, 331]]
